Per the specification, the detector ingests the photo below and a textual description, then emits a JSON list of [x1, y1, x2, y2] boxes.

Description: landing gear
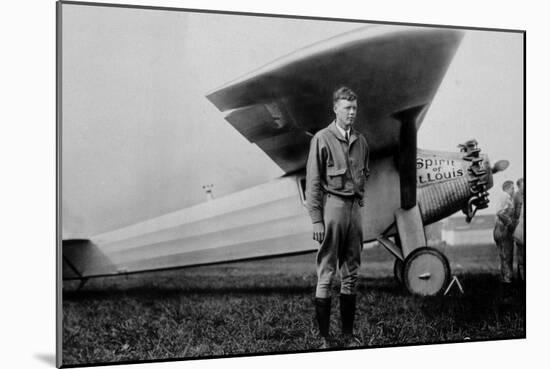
[[393, 235, 404, 284], [403, 247, 450, 296], [393, 259, 404, 284]]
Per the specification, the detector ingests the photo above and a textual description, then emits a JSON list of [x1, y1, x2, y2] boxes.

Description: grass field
[[62, 243, 525, 366]]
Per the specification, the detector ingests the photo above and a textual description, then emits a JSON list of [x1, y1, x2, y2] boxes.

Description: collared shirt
[[495, 192, 514, 229], [497, 192, 513, 211], [306, 121, 370, 224], [335, 122, 351, 142], [512, 190, 524, 221]]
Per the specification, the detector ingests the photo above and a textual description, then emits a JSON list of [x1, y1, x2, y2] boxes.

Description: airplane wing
[[207, 26, 464, 173]]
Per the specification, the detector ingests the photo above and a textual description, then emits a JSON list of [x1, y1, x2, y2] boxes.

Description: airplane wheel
[[393, 258, 404, 284], [403, 247, 450, 296]]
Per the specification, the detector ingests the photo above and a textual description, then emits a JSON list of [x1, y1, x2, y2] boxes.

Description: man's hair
[[333, 86, 357, 105], [516, 178, 524, 187], [502, 180, 514, 191]]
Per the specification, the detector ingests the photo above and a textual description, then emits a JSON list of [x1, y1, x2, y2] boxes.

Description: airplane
[[62, 25, 510, 296]]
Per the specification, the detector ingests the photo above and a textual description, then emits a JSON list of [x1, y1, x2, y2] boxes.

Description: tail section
[[62, 239, 117, 280]]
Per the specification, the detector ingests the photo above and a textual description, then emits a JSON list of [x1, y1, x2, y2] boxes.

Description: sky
[[61, 4, 524, 238]]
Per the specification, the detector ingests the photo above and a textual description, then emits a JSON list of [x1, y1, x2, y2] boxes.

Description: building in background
[[441, 214, 496, 246], [425, 221, 444, 246]]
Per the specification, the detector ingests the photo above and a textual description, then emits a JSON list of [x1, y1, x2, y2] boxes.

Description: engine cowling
[[416, 139, 508, 225]]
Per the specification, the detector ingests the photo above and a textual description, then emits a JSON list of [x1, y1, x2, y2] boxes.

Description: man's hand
[[313, 222, 325, 244]]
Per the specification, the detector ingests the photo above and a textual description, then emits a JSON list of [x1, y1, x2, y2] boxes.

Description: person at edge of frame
[[493, 180, 516, 286], [512, 178, 525, 282], [305, 86, 370, 349]]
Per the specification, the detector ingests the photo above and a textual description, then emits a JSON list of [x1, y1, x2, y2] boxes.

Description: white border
[[3, 1, 544, 368]]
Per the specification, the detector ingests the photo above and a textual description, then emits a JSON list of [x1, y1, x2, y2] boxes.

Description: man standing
[[305, 87, 369, 348], [513, 178, 524, 281], [493, 180, 516, 284]]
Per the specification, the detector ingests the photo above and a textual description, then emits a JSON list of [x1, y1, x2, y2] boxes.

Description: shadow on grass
[[63, 273, 522, 304], [63, 272, 414, 301], [64, 284, 316, 300]]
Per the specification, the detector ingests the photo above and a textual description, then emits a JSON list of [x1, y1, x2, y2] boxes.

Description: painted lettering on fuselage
[[416, 155, 465, 186]]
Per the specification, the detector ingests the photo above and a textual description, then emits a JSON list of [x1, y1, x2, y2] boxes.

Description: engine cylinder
[[417, 176, 471, 225]]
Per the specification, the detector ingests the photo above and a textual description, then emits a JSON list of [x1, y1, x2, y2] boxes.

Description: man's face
[[333, 98, 357, 129], [505, 185, 515, 197]]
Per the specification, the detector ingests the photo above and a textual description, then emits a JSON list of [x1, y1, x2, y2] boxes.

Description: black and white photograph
[[54, 0, 528, 367]]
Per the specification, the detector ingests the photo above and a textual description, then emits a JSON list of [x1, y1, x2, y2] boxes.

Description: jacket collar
[[328, 120, 358, 145]]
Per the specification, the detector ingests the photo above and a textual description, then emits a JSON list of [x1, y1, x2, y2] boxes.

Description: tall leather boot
[[340, 293, 361, 347], [314, 297, 331, 349]]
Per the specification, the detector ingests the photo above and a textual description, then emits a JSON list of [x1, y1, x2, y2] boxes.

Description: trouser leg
[[339, 201, 362, 337], [516, 241, 525, 281], [500, 235, 514, 283], [315, 226, 337, 298], [339, 201, 362, 295], [315, 195, 347, 298], [314, 195, 347, 340], [496, 238, 514, 283]]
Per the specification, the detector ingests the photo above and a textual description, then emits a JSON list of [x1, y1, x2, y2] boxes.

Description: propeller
[[492, 160, 510, 174]]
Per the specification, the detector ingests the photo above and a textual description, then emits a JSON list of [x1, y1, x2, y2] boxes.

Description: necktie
[[345, 131, 349, 142]]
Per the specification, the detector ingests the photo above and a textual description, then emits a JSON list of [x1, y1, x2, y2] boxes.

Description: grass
[[62, 243, 525, 366]]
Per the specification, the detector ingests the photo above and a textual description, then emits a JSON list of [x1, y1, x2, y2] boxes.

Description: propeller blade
[[492, 160, 510, 174]]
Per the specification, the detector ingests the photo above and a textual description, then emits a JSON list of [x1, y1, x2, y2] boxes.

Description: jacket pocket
[[327, 167, 346, 190], [357, 167, 370, 189]]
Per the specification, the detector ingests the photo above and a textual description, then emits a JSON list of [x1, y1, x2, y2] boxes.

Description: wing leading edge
[[207, 26, 464, 173]]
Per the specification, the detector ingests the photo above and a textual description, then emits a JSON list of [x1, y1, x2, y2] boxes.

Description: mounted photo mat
[[57, 1, 525, 367]]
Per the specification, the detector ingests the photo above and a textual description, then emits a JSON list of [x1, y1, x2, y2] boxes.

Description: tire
[[393, 258, 404, 284], [403, 247, 451, 296]]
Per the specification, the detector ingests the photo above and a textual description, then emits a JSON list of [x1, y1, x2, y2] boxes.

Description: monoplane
[[62, 26, 509, 296]]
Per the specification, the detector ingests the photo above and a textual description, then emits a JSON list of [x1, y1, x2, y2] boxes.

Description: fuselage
[[63, 146, 496, 280]]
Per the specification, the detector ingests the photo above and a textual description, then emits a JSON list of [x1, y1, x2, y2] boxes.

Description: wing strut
[[393, 105, 426, 210]]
